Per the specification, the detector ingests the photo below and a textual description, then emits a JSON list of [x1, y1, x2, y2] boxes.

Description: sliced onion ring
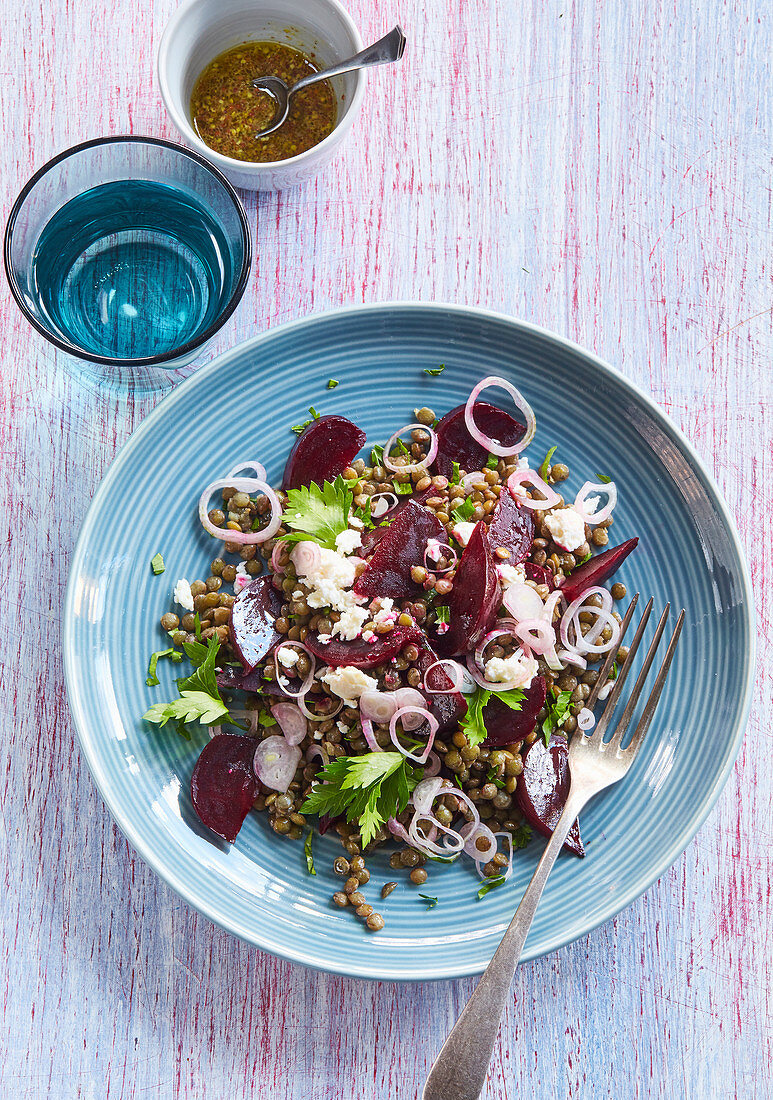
[[502, 581, 546, 622], [296, 694, 344, 722], [270, 702, 308, 745], [474, 624, 521, 669], [424, 751, 441, 777], [389, 706, 439, 763], [273, 643, 315, 699], [461, 471, 487, 491], [411, 777, 447, 814], [506, 469, 562, 510], [383, 423, 439, 475], [464, 376, 536, 457], [359, 689, 399, 725], [393, 687, 428, 727], [253, 735, 301, 793], [289, 541, 321, 577], [577, 707, 596, 731], [475, 831, 514, 881], [306, 743, 328, 768], [574, 480, 617, 524], [461, 820, 498, 862], [370, 492, 399, 518], [271, 541, 289, 574], [360, 717, 383, 753], [422, 658, 465, 694], [514, 617, 556, 656], [424, 541, 458, 574], [227, 460, 267, 482], [199, 476, 281, 545]]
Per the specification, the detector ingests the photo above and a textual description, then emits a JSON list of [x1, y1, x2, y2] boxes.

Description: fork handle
[[422, 787, 588, 1100]]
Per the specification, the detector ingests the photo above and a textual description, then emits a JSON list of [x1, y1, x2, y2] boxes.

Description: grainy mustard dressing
[[190, 41, 337, 163]]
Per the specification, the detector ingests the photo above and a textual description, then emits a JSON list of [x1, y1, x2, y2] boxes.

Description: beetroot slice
[[191, 734, 260, 843], [433, 402, 526, 479], [559, 538, 639, 603], [482, 676, 547, 747], [229, 576, 283, 671], [487, 490, 535, 566], [305, 624, 424, 669], [281, 415, 366, 491], [524, 562, 554, 589], [435, 523, 499, 657], [516, 734, 584, 857], [415, 641, 467, 733], [360, 488, 432, 553], [353, 501, 445, 599], [216, 664, 266, 694]]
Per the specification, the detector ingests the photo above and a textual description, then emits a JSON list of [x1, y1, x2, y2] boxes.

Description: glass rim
[[3, 134, 252, 368]]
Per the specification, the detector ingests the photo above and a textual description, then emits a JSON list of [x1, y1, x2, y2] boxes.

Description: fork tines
[[584, 594, 685, 757]]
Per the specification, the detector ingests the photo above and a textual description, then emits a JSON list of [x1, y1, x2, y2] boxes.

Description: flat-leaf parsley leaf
[[460, 687, 525, 748], [279, 477, 353, 550], [301, 752, 420, 848]]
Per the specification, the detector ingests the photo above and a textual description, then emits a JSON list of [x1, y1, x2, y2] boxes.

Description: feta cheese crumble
[[484, 650, 539, 689], [320, 666, 379, 707], [544, 507, 587, 552], [334, 528, 363, 556], [332, 605, 370, 641], [452, 521, 477, 546], [291, 542, 368, 640], [277, 646, 299, 669], [173, 578, 194, 612], [234, 561, 250, 594], [497, 563, 527, 588]]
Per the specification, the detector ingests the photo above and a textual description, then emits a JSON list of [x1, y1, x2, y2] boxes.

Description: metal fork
[[422, 595, 684, 1100]]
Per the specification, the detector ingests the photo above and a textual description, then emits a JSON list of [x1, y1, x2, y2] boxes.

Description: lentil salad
[[144, 376, 638, 931]]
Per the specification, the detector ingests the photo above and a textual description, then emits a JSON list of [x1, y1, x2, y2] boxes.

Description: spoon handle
[[421, 787, 587, 1100], [293, 26, 406, 93]]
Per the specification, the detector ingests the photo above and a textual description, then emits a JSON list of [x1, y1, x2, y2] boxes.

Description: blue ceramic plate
[[63, 304, 754, 981]]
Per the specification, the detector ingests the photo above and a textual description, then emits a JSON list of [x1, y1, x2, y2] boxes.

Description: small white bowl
[[158, 0, 365, 191]]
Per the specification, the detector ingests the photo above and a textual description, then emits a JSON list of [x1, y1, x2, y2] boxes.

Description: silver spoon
[[251, 26, 406, 139]]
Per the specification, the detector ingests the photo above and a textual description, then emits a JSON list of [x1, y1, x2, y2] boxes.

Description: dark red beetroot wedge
[[353, 500, 445, 600], [282, 415, 366, 491], [516, 733, 584, 857], [359, 488, 432, 553], [482, 676, 547, 747], [487, 490, 535, 566], [433, 402, 526, 479], [435, 523, 500, 657], [305, 624, 424, 668], [216, 664, 266, 694], [191, 734, 261, 843], [415, 641, 467, 733], [229, 575, 283, 671], [559, 538, 639, 603], [524, 562, 554, 589]]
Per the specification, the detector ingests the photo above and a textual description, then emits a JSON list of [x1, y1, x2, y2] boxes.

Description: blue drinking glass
[[4, 136, 251, 373]]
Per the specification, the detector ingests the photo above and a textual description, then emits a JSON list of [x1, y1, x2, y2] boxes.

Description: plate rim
[[63, 302, 756, 980]]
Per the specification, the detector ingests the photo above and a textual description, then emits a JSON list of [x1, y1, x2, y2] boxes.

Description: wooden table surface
[[1, 0, 770, 1096]]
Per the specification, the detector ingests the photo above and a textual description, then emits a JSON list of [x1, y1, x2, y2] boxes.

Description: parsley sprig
[[279, 476, 353, 550], [477, 876, 506, 899], [301, 752, 420, 848], [450, 495, 476, 526], [143, 635, 231, 731], [460, 687, 525, 748], [541, 688, 573, 745]]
